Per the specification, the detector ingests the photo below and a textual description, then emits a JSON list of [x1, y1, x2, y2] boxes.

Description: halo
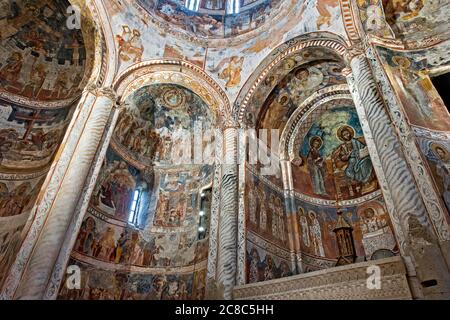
[[309, 136, 323, 149], [430, 142, 449, 161], [278, 93, 289, 106], [392, 56, 411, 68], [336, 125, 355, 141]]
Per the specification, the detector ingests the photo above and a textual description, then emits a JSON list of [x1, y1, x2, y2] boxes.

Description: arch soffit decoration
[[233, 31, 351, 126], [112, 59, 232, 127], [279, 84, 352, 161]]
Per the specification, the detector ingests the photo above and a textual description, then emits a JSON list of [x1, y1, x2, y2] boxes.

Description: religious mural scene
[[0, 0, 94, 102], [0, 0, 96, 290], [138, 0, 285, 38], [0, 0, 449, 303], [293, 105, 378, 200]]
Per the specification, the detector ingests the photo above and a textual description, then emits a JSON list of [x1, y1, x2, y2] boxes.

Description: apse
[[244, 47, 399, 283], [58, 83, 216, 300], [0, 0, 95, 288], [136, 0, 288, 39]]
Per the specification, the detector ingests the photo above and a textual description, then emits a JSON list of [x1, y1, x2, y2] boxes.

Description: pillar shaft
[[347, 53, 450, 298], [217, 127, 239, 299], [0, 86, 116, 300]]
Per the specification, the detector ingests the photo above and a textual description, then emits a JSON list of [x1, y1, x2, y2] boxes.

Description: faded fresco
[[106, 0, 345, 102], [59, 84, 215, 300], [245, 167, 293, 283], [0, 101, 72, 171], [58, 258, 206, 300], [0, 0, 95, 289], [137, 0, 285, 39], [295, 196, 398, 272], [377, 46, 450, 131], [258, 60, 347, 132], [0, 0, 93, 102], [383, 0, 450, 46], [416, 132, 450, 219], [112, 83, 215, 165]]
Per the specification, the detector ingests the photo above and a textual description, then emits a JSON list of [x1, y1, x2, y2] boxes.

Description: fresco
[[0, 99, 77, 287], [246, 241, 293, 284], [0, 174, 46, 286], [112, 84, 215, 165], [0, 101, 72, 171], [383, 0, 450, 46], [245, 168, 288, 248], [416, 133, 450, 219], [61, 83, 215, 299], [258, 60, 346, 132], [295, 196, 398, 271], [292, 105, 379, 201], [73, 210, 210, 268], [137, 0, 286, 39], [376, 45, 450, 132], [0, 0, 93, 102], [91, 148, 153, 223], [58, 258, 206, 300]]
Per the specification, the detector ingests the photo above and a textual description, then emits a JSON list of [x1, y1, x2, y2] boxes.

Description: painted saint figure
[[430, 143, 450, 212], [309, 211, 325, 257], [332, 125, 373, 184], [306, 136, 327, 196]]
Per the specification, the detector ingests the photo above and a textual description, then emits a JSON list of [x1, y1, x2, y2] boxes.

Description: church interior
[[0, 0, 449, 300]]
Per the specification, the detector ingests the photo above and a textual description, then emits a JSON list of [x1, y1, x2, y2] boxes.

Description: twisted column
[[217, 126, 239, 300]]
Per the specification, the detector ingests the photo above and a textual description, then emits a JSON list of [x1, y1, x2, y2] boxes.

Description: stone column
[[346, 51, 450, 298], [43, 100, 122, 300], [0, 85, 117, 300], [216, 126, 239, 300], [280, 159, 301, 274]]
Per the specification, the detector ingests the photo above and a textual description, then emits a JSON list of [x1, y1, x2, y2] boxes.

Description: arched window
[[128, 189, 142, 226]]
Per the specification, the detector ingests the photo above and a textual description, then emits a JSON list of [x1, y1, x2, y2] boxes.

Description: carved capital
[[84, 83, 117, 102], [344, 42, 365, 65]]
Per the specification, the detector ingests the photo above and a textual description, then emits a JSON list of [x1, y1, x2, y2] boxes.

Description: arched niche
[[236, 32, 399, 284], [280, 87, 399, 272], [57, 59, 231, 300], [0, 0, 107, 288]]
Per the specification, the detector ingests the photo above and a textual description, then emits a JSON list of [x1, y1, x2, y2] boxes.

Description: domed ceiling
[[136, 0, 287, 39], [0, 0, 94, 104]]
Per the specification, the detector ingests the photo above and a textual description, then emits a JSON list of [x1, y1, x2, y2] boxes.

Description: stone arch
[[233, 31, 350, 126], [113, 59, 231, 125]]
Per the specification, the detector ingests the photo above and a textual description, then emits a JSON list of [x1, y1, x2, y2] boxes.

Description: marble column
[[216, 126, 239, 300], [0, 85, 117, 300], [346, 51, 450, 298]]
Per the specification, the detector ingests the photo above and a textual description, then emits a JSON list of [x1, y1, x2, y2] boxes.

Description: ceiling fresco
[[136, 0, 287, 39], [112, 83, 216, 166], [257, 60, 347, 132], [0, 0, 94, 103]]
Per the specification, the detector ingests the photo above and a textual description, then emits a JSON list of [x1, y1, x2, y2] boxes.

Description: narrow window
[[226, 0, 240, 14], [129, 189, 141, 225]]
